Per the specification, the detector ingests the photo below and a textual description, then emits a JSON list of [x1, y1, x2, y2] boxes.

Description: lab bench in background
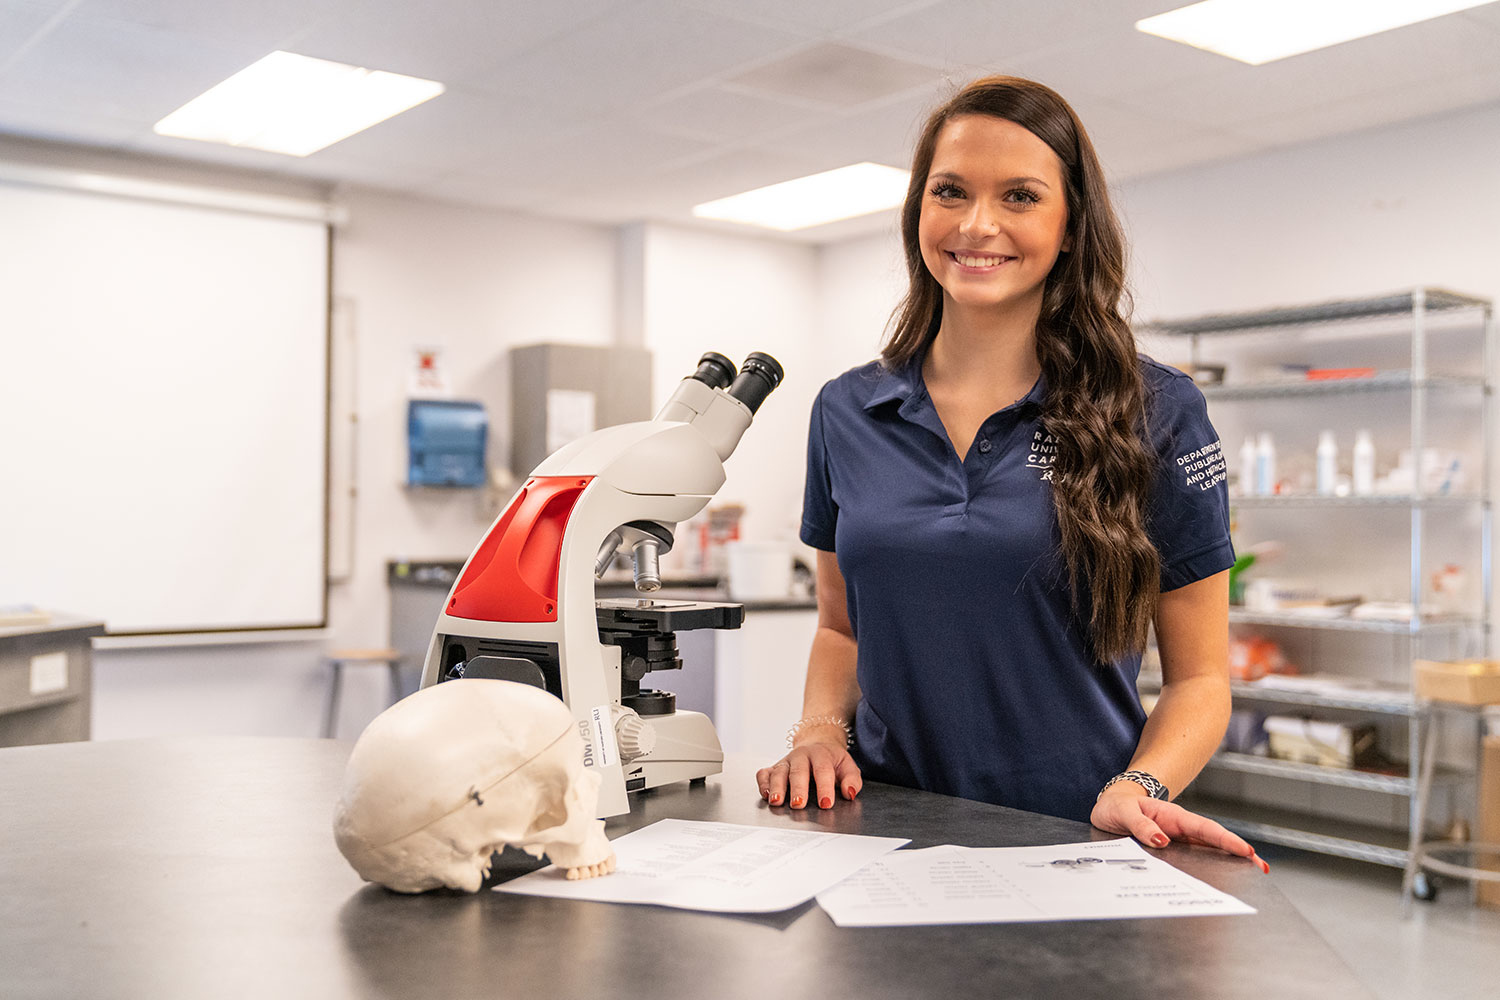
[[0, 614, 105, 747]]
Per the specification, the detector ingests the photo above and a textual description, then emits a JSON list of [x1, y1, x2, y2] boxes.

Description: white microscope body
[[419, 353, 782, 818]]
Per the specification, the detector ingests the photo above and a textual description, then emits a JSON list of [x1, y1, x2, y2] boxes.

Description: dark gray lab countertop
[[0, 739, 1371, 1000]]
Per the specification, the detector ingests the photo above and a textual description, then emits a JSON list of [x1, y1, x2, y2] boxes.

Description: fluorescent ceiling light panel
[[692, 162, 910, 231], [154, 51, 444, 156], [1136, 0, 1494, 65]]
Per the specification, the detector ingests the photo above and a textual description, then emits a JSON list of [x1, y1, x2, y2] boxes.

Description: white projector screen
[[0, 179, 329, 634]]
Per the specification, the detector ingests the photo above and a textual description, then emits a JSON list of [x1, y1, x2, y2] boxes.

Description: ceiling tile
[[293, 87, 591, 175], [1450, 5, 1500, 34], [752, 88, 947, 173], [618, 145, 837, 212], [845, 0, 1175, 71], [0, 12, 259, 123], [683, 0, 940, 36], [725, 42, 942, 108], [461, 4, 805, 113], [72, 0, 341, 53], [430, 116, 718, 198], [632, 84, 837, 145], [1000, 27, 1249, 104], [280, 0, 628, 87], [0, 2, 65, 72]]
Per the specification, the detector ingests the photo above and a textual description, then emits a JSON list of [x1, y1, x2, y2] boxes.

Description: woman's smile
[[945, 250, 1017, 271]]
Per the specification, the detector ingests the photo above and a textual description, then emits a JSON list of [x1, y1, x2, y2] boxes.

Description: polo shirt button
[[977, 438, 992, 454]]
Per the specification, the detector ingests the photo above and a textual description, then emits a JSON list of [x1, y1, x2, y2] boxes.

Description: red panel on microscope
[[446, 476, 592, 623]]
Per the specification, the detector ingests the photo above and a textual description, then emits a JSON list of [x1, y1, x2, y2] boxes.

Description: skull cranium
[[333, 678, 616, 893]]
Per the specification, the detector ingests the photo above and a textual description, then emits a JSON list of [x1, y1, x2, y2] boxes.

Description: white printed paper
[[816, 839, 1255, 926], [408, 346, 451, 397], [497, 819, 908, 913], [546, 389, 595, 453]]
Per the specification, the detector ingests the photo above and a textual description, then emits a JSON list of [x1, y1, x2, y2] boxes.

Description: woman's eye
[[929, 183, 963, 200], [1007, 187, 1040, 205]]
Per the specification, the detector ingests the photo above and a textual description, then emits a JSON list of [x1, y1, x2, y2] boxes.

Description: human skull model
[[333, 678, 616, 893]]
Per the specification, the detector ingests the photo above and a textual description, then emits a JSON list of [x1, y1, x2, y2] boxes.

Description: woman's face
[[917, 114, 1070, 317]]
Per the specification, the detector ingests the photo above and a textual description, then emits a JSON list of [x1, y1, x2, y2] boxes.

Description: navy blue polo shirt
[[800, 355, 1233, 823]]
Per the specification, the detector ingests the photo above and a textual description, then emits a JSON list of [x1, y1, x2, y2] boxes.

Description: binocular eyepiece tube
[[686, 351, 784, 415]]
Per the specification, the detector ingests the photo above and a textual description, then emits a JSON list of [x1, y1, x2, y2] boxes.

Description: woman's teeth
[[953, 253, 1010, 267]]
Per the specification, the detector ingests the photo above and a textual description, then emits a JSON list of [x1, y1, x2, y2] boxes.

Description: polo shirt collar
[[862, 355, 1049, 413], [862, 360, 921, 411]]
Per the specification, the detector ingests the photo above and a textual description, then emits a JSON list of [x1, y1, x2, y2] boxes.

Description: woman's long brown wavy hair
[[882, 75, 1158, 663]]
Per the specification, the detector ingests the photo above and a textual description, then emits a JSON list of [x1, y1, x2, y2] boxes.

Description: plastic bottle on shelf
[[1316, 430, 1338, 496], [1255, 432, 1276, 495], [1238, 436, 1257, 496], [1352, 430, 1376, 496]]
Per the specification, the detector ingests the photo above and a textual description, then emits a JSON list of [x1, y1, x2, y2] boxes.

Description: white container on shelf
[[1316, 430, 1338, 496], [724, 541, 791, 600], [1255, 432, 1276, 495], [1238, 436, 1256, 496], [1352, 430, 1375, 495]]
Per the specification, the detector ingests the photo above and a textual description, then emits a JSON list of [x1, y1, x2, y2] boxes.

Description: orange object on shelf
[[1305, 367, 1376, 380], [1228, 637, 1298, 682]]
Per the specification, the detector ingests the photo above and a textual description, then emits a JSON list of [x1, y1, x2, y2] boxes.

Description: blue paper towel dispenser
[[407, 399, 488, 487]]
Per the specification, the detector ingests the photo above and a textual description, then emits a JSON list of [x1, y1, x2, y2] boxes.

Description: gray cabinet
[[509, 343, 654, 477], [0, 615, 105, 747]]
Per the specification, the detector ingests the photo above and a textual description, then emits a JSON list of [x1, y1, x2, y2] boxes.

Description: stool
[[1401, 699, 1500, 909], [322, 648, 405, 739]]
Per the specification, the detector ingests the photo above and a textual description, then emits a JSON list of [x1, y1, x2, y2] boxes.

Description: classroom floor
[[1260, 845, 1500, 1000]]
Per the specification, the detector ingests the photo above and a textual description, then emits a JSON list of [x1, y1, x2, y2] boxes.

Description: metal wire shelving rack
[[1142, 287, 1495, 874]]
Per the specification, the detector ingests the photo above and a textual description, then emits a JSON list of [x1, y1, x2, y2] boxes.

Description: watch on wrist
[[1099, 769, 1170, 801]]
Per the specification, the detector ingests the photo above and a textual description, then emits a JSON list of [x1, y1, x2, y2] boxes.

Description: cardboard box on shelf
[[1264, 716, 1376, 769], [1414, 660, 1500, 706], [1480, 735, 1500, 909]]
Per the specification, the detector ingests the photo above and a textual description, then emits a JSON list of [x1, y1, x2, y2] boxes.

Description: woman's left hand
[[1090, 787, 1270, 872]]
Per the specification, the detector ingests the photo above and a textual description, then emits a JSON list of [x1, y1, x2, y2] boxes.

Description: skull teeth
[[563, 852, 618, 880]]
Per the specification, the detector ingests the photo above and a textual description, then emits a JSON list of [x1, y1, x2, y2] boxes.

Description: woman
[[757, 75, 1262, 866]]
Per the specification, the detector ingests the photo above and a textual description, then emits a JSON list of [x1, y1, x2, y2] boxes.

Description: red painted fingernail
[[769, 793, 781, 805], [1254, 854, 1270, 874], [844, 785, 856, 799], [819, 796, 832, 809], [791, 796, 804, 808], [1152, 835, 1169, 848]]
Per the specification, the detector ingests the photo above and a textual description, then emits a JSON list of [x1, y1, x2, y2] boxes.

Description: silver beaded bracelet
[[785, 714, 853, 749]]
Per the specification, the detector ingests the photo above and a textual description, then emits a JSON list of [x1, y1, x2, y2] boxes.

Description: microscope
[[418, 351, 783, 817]]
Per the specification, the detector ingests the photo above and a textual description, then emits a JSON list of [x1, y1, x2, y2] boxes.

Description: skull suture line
[[333, 679, 616, 893]]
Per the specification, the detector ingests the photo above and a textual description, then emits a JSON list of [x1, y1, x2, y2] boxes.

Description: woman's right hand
[[756, 738, 863, 810]]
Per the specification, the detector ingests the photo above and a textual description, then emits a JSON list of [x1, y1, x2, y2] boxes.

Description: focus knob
[[615, 711, 658, 762]]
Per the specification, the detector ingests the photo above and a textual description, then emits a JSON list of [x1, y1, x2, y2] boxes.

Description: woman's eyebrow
[[928, 170, 1052, 189]]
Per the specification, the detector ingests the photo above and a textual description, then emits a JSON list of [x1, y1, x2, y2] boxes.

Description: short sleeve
[[800, 385, 837, 551], [1144, 371, 1235, 592]]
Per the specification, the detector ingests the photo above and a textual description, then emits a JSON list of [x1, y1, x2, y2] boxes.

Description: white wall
[[1119, 100, 1500, 321], [814, 217, 907, 378]]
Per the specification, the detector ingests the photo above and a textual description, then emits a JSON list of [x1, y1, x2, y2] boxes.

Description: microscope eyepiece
[[689, 352, 737, 390], [726, 352, 783, 414]]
